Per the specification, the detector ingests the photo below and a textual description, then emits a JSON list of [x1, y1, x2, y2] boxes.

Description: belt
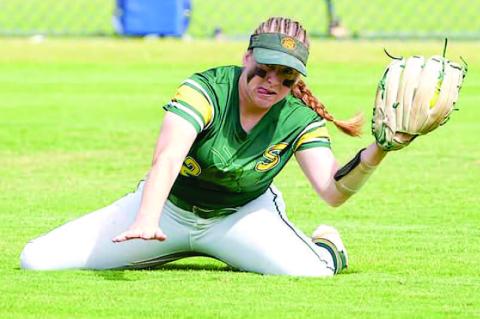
[[168, 195, 238, 219]]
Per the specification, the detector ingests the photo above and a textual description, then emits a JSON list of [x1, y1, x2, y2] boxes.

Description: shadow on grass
[[95, 258, 239, 281], [156, 262, 236, 272]]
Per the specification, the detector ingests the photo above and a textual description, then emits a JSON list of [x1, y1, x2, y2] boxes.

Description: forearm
[[325, 143, 387, 206], [134, 155, 183, 224], [296, 143, 387, 207], [112, 113, 197, 242]]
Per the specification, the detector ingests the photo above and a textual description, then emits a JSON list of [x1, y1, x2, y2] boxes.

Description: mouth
[[257, 86, 276, 97]]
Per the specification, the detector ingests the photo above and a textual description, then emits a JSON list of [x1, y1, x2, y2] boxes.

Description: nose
[[264, 69, 282, 85]]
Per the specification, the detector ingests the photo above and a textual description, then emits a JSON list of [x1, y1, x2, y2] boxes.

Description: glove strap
[[334, 148, 377, 195]]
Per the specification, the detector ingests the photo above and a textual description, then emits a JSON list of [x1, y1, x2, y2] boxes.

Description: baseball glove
[[372, 54, 467, 151]]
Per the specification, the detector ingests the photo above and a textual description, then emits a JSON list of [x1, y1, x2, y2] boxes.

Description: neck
[[238, 71, 270, 117], [238, 71, 271, 133]]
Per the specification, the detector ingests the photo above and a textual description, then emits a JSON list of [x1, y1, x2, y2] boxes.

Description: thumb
[[153, 229, 167, 241]]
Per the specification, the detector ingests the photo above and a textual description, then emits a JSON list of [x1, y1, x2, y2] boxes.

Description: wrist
[[334, 147, 379, 196], [361, 143, 387, 166], [133, 212, 160, 226]]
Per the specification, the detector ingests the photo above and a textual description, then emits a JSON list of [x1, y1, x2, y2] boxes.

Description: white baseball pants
[[20, 182, 335, 276]]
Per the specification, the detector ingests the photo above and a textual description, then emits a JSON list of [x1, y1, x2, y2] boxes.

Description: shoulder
[[191, 65, 242, 87], [279, 95, 331, 151], [282, 94, 325, 123], [186, 65, 241, 106], [163, 66, 241, 133]]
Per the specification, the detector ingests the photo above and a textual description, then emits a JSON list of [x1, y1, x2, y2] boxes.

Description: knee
[[20, 241, 51, 270]]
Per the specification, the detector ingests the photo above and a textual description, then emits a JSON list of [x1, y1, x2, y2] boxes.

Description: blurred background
[[0, 0, 479, 40]]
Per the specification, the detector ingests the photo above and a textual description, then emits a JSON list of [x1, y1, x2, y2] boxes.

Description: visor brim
[[253, 47, 307, 76]]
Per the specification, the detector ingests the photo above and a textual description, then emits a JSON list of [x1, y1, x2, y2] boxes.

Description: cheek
[[246, 67, 257, 83], [277, 86, 292, 99], [246, 75, 262, 92]]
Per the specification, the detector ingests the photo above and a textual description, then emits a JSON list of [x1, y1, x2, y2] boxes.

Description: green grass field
[[1, 38, 479, 318]]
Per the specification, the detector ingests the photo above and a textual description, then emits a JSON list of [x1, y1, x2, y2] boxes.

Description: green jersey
[[163, 66, 330, 210]]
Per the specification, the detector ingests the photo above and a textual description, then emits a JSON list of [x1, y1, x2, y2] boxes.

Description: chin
[[254, 96, 281, 109], [254, 100, 275, 110]]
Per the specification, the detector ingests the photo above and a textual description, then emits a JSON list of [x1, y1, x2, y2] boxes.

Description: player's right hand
[[112, 224, 167, 243]]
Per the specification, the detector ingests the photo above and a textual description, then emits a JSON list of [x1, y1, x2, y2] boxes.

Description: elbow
[[148, 153, 185, 182], [324, 197, 347, 208], [151, 152, 184, 169], [320, 185, 349, 207]]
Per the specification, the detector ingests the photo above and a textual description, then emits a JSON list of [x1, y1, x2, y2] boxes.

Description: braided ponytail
[[292, 80, 363, 137]]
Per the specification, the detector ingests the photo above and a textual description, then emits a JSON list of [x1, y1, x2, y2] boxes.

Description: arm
[[295, 143, 387, 207], [112, 112, 198, 242]]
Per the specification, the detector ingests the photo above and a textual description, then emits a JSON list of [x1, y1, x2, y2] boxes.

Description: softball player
[[20, 17, 387, 276]]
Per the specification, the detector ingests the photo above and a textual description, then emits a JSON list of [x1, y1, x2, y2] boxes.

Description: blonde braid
[[252, 17, 363, 137], [292, 80, 363, 136]]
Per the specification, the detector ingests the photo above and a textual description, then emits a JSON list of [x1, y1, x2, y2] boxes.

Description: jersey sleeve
[[163, 77, 216, 133], [293, 120, 331, 152]]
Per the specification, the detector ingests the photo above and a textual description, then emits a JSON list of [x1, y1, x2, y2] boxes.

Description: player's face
[[242, 52, 299, 110]]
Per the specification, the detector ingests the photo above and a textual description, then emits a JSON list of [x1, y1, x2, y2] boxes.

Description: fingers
[[112, 228, 167, 243], [112, 230, 141, 243]]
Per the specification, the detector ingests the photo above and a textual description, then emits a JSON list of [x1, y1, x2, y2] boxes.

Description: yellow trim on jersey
[[294, 126, 330, 151], [174, 85, 213, 127]]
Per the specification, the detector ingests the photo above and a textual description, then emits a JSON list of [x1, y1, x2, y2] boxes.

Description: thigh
[[194, 186, 335, 276], [20, 183, 192, 270]]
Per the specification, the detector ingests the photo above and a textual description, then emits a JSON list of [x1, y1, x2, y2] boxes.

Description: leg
[[193, 186, 339, 277], [20, 182, 193, 270]]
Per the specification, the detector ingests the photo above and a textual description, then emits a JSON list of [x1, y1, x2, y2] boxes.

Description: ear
[[294, 77, 302, 87], [243, 50, 254, 67]]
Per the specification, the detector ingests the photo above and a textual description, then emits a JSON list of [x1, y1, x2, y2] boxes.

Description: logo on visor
[[281, 37, 296, 50]]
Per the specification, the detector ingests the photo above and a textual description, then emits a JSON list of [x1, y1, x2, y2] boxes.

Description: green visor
[[248, 33, 309, 76]]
